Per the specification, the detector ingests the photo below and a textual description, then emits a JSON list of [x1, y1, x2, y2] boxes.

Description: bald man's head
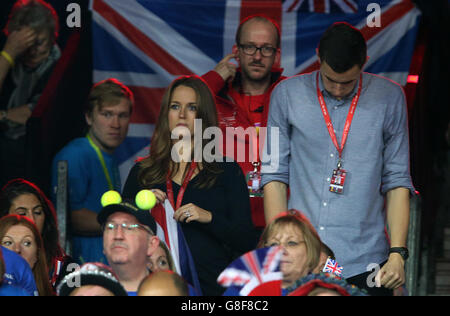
[[137, 271, 188, 296]]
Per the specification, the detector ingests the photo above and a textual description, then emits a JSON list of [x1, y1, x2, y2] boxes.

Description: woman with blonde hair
[[148, 240, 176, 273], [0, 215, 54, 295], [258, 210, 322, 291]]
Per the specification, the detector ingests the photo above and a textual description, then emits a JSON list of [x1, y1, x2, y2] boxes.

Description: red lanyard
[[166, 161, 198, 210], [316, 72, 362, 162]]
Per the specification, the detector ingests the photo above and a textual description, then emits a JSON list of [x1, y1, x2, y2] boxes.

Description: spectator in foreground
[[138, 271, 188, 296], [57, 262, 127, 296]]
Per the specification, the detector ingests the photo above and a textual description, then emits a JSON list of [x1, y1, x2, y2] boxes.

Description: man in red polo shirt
[[202, 15, 286, 228]]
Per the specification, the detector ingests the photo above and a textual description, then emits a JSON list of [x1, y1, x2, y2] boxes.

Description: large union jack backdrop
[[89, 0, 421, 184]]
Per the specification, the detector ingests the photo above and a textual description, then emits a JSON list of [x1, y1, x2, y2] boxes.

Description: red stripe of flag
[[263, 247, 280, 274], [314, 0, 326, 13], [128, 86, 165, 124], [151, 204, 171, 249], [342, 0, 358, 12], [287, 0, 301, 12], [94, 0, 194, 76], [240, 0, 282, 34], [299, 0, 415, 74], [244, 252, 263, 284]]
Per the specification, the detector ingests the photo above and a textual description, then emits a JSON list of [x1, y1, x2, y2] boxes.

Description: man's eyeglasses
[[103, 222, 152, 235], [238, 44, 277, 57]]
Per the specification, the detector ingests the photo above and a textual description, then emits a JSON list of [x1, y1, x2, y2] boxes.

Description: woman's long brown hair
[[139, 76, 223, 189]]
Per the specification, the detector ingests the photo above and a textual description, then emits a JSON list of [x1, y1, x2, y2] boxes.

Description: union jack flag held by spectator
[[218, 246, 283, 296], [323, 257, 344, 276], [151, 200, 202, 295]]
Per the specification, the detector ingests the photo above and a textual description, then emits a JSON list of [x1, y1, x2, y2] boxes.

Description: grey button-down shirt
[[261, 71, 415, 278]]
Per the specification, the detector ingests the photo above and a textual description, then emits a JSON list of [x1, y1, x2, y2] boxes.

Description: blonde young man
[[51, 79, 133, 264]]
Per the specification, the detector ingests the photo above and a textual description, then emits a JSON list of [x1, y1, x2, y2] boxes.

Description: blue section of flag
[[136, 0, 226, 62], [92, 21, 156, 74], [293, 0, 420, 72], [365, 23, 420, 74], [177, 224, 203, 296]]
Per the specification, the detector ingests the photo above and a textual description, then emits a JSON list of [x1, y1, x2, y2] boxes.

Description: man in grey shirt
[[261, 22, 415, 295]]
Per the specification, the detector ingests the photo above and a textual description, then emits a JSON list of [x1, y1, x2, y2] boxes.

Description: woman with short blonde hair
[[258, 210, 322, 289]]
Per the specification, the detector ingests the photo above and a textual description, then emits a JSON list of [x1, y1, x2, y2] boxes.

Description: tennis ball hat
[[97, 190, 157, 234]]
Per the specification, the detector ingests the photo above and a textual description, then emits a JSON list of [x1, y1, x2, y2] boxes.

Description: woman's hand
[[150, 189, 167, 205], [174, 203, 212, 224]]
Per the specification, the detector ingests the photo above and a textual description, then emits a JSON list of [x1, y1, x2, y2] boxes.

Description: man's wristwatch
[[389, 247, 409, 261]]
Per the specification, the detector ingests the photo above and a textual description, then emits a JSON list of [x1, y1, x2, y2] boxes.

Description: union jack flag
[[89, 0, 421, 187], [323, 258, 344, 276], [151, 200, 202, 295], [218, 246, 283, 296], [282, 0, 359, 13]]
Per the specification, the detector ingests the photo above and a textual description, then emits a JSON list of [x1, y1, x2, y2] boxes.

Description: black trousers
[[346, 261, 394, 296]]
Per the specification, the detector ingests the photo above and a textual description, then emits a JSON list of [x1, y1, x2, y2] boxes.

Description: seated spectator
[[51, 78, 133, 264], [147, 240, 200, 296], [286, 272, 368, 296], [0, 215, 53, 295], [148, 240, 175, 273], [0, 245, 37, 296], [57, 262, 127, 296], [122, 75, 258, 295], [0, 178, 73, 288], [97, 197, 160, 296], [138, 271, 188, 296], [0, 0, 61, 187], [257, 210, 322, 293]]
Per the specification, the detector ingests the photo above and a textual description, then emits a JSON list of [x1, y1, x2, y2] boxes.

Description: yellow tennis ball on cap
[[135, 189, 156, 210], [101, 190, 122, 207]]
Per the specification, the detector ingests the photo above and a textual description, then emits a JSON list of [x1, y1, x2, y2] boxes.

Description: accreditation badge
[[247, 162, 263, 197], [329, 168, 347, 194]]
